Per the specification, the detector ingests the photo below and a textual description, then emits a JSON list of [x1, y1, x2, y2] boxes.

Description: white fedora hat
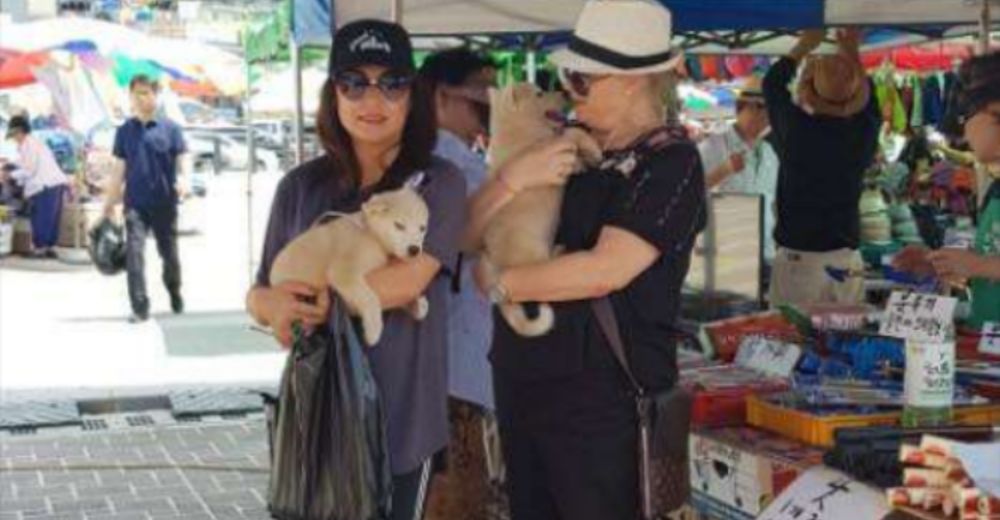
[[549, 0, 684, 75]]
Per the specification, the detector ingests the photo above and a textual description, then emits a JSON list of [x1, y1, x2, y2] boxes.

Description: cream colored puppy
[[483, 83, 602, 337], [269, 187, 430, 346]]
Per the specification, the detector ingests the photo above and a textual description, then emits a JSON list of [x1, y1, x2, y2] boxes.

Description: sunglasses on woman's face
[[558, 68, 609, 98], [334, 70, 414, 102]]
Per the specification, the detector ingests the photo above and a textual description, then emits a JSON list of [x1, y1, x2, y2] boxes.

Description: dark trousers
[[494, 365, 639, 520], [29, 185, 65, 249], [125, 205, 181, 315], [390, 459, 432, 520]]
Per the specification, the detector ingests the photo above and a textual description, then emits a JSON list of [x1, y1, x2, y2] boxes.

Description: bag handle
[[591, 297, 644, 396]]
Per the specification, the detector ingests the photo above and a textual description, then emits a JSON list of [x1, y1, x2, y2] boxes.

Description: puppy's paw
[[409, 296, 429, 321], [362, 311, 384, 346]]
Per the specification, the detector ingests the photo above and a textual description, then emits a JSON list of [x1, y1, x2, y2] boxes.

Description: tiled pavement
[[0, 418, 271, 520]]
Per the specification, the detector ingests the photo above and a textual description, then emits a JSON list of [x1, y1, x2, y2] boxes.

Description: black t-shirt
[[764, 57, 881, 252], [489, 126, 707, 391]]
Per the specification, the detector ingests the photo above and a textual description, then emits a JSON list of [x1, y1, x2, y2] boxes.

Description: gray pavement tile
[[111, 497, 176, 515], [85, 514, 150, 520], [50, 497, 112, 515], [0, 496, 48, 512], [148, 515, 214, 520], [207, 503, 245, 519], [43, 471, 100, 487], [127, 485, 192, 501], [15, 482, 74, 500], [71, 483, 134, 500], [167, 499, 209, 516]]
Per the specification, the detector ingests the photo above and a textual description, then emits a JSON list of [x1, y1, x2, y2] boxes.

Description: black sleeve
[[764, 57, 797, 112], [858, 78, 883, 167], [254, 174, 297, 287], [605, 143, 707, 257], [763, 57, 799, 152]]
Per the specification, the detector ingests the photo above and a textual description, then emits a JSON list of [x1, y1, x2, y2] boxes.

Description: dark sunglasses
[[558, 68, 609, 98], [334, 70, 414, 102]]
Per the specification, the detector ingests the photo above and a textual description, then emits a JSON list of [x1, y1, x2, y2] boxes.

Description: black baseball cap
[[4, 115, 30, 139], [329, 19, 415, 77]]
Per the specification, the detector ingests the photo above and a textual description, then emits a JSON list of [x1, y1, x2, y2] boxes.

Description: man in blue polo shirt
[[103, 75, 187, 322]]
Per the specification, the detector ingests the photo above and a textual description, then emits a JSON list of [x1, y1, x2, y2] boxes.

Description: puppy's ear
[[362, 198, 387, 217]]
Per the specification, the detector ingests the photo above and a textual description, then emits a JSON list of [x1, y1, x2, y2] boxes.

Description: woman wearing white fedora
[[466, 1, 706, 518]]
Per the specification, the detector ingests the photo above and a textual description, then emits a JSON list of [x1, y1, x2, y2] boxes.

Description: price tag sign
[[980, 322, 1000, 356], [758, 467, 889, 520], [734, 336, 802, 378], [879, 292, 957, 342]]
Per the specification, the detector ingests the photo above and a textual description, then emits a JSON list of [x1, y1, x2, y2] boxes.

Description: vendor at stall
[[699, 76, 779, 266], [0, 115, 69, 259], [895, 52, 1000, 329], [763, 28, 881, 307]]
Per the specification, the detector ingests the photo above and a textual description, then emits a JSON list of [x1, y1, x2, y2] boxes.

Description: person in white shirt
[[699, 78, 780, 274], [0, 115, 70, 259]]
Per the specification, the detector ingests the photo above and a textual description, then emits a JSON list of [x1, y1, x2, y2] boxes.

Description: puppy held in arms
[[269, 184, 430, 346], [482, 83, 602, 337]]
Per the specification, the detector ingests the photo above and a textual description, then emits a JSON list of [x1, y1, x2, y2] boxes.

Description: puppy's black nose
[[408, 245, 421, 257]]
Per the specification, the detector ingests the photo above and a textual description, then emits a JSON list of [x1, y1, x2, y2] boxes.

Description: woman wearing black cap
[[465, 2, 705, 519], [246, 20, 466, 520]]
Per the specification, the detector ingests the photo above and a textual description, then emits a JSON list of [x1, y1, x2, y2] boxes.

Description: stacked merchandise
[[687, 299, 999, 520], [888, 436, 999, 519]]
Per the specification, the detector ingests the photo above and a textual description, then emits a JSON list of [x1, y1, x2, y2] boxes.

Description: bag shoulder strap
[[591, 297, 644, 395]]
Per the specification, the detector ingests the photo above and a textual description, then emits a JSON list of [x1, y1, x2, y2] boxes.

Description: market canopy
[[293, 0, 996, 47]]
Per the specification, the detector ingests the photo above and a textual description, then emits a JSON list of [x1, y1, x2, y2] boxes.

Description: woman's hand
[[927, 249, 988, 282], [790, 29, 826, 60], [498, 136, 580, 192], [253, 282, 331, 349], [892, 245, 934, 277]]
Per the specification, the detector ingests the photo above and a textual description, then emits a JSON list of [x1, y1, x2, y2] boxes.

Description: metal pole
[[526, 49, 537, 84], [293, 44, 304, 164], [979, 0, 992, 55], [244, 25, 256, 287], [391, 0, 403, 23]]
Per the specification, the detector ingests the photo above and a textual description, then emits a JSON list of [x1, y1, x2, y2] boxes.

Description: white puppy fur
[[269, 187, 430, 346], [483, 83, 602, 337]]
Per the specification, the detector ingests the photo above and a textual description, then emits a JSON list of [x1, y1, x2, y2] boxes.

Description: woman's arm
[[461, 175, 518, 252], [462, 137, 581, 252], [491, 226, 659, 302], [367, 255, 442, 310]]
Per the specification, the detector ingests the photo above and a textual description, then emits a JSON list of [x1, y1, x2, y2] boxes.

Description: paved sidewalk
[[0, 418, 271, 520]]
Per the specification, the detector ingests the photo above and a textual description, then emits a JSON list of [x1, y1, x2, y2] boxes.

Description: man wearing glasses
[[418, 48, 498, 518], [699, 77, 779, 276]]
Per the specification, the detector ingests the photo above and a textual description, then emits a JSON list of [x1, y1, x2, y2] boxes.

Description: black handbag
[[591, 297, 692, 519]]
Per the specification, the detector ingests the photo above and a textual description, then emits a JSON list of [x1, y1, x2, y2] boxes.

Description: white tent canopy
[[292, 0, 998, 46]]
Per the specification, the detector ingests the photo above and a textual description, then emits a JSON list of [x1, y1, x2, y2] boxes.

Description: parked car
[[186, 130, 280, 174]]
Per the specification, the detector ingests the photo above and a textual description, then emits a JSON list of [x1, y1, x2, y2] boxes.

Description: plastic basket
[[746, 395, 1000, 447]]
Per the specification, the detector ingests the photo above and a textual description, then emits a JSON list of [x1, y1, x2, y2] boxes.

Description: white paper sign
[[734, 336, 802, 378], [904, 340, 956, 407], [879, 292, 957, 342], [980, 322, 1000, 356], [758, 467, 889, 520], [952, 441, 1000, 499]]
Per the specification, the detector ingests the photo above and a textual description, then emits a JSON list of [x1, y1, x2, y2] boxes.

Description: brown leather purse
[[592, 297, 692, 519]]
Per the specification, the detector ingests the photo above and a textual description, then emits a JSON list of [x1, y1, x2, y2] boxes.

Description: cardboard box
[[689, 427, 825, 518]]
